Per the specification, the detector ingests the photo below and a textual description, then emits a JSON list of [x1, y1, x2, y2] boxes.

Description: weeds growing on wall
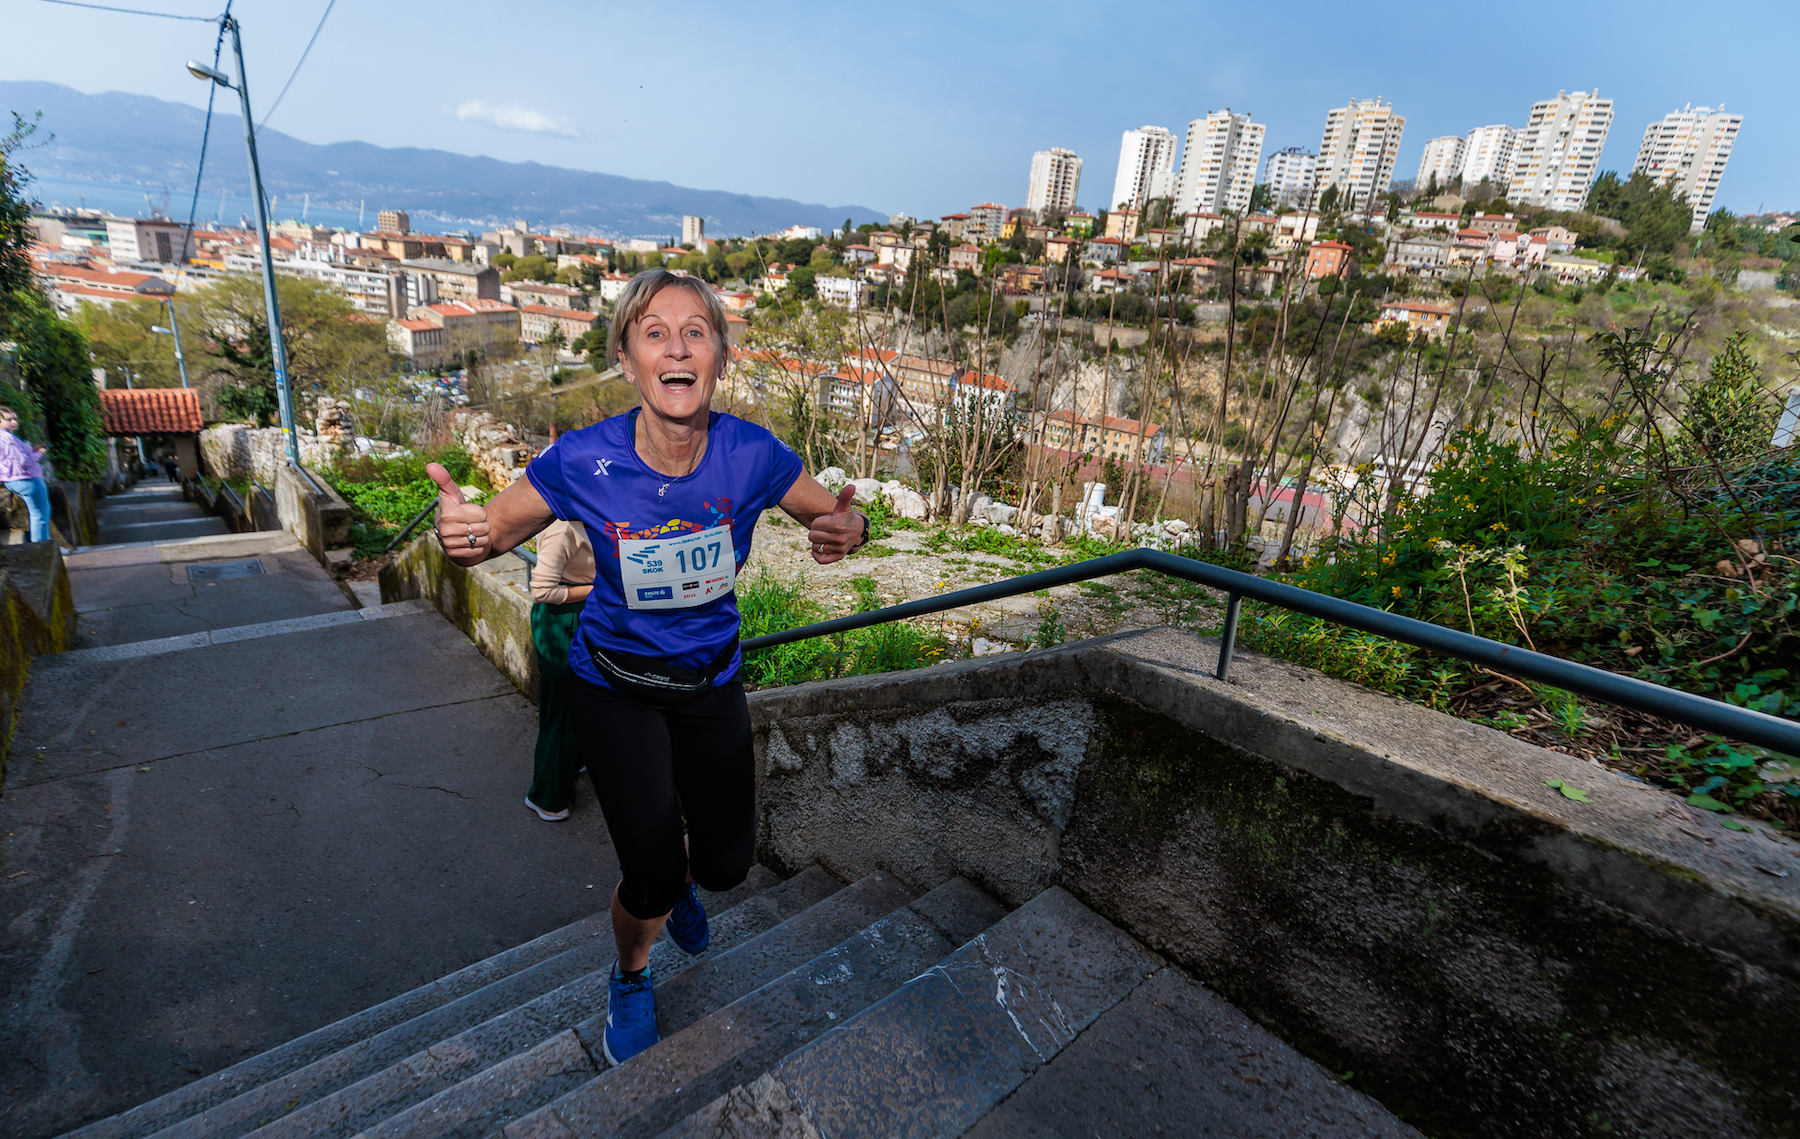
[[324, 448, 491, 559]]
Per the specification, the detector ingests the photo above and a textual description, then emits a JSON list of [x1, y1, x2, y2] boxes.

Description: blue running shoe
[[666, 883, 710, 955], [602, 964, 658, 1066]]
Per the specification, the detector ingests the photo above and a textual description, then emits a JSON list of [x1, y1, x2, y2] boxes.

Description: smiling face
[[617, 285, 725, 428]]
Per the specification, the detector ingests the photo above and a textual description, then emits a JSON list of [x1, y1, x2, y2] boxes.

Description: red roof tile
[[99, 388, 204, 435]]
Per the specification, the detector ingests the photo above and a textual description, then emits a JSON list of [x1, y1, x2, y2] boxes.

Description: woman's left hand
[[806, 485, 864, 565]]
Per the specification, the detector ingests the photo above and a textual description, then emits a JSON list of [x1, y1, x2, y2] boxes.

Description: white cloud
[[452, 100, 581, 139]]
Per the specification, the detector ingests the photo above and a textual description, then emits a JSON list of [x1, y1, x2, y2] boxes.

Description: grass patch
[[738, 570, 951, 688]]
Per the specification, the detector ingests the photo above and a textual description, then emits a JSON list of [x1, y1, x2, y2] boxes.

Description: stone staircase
[[93, 480, 230, 546], [63, 867, 1412, 1138], [11, 479, 1417, 1138]]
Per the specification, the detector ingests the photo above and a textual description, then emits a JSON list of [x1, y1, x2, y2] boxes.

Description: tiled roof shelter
[[99, 388, 204, 436]]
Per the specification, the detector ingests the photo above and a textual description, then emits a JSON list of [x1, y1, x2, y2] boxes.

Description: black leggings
[[568, 675, 756, 921]]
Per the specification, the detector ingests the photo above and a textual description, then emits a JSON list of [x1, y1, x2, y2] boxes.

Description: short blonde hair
[[608, 269, 729, 368]]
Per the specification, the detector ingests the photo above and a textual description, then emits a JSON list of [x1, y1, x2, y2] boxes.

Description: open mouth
[[659, 371, 698, 389]]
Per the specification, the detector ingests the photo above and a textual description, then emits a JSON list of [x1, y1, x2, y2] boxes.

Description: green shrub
[[324, 447, 491, 559], [737, 570, 951, 688]]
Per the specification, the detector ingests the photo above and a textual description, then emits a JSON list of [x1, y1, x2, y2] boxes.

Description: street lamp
[[187, 16, 299, 468], [150, 298, 189, 388]]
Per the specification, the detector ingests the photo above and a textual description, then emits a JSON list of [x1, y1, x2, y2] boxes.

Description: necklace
[[639, 426, 706, 498]]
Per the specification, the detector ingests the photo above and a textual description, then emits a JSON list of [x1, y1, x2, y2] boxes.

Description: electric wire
[[259, 0, 336, 130], [178, 3, 231, 277], [36, 0, 219, 20]]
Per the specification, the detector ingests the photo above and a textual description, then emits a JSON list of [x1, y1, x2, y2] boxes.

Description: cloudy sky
[[8, 0, 1794, 217]]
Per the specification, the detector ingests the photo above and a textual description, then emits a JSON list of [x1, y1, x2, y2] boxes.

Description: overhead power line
[[179, 2, 231, 259], [36, 0, 219, 20], [260, 0, 336, 130]]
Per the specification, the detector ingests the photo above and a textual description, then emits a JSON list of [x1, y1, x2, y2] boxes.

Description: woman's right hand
[[428, 463, 490, 565]]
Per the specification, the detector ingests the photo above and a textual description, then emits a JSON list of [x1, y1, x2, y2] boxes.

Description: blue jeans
[[5, 478, 51, 543]]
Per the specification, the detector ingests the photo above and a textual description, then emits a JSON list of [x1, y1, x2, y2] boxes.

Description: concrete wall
[[747, 628, 1800, 1139], [274, 464, 352, 566], [380, 531, 536, 696], [0, 542, 75, 788]]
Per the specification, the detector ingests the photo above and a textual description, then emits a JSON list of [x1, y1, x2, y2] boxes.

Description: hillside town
[[19, 86, 1795, 547]]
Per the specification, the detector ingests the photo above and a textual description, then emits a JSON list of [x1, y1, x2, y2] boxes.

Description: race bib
[[619, 524, 736, 611]]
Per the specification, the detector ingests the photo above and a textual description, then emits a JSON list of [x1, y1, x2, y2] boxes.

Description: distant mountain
[[1, 81, 886, 237]]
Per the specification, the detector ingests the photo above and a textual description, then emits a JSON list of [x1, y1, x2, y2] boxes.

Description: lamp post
[[188, 16, 299, 468], [150, 298, 190, 388]]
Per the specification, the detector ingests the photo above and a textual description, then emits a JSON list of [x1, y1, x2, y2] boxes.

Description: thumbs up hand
[[806, 483, 866, 565], [428, 462, 489, 565]]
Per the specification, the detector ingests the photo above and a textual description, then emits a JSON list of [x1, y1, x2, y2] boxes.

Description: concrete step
[[97, 515, 231, 543], [496, 878, 1008, 1139], [960, 967, 1421, 1139], [96, 501, 211, 526], [231, 868, 846, 1139], [666, 887, 1163, 1139], [61, 902, 622, 1139]]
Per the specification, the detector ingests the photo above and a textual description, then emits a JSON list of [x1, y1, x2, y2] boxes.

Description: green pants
[[528, 601, 587, 812]]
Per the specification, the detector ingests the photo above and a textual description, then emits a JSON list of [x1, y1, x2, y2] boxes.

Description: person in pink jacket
[[0, 406, 51, 543]]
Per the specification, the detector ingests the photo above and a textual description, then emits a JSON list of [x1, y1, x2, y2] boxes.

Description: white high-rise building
[[1633, 104, 1743, 232], [1508, 90, 1614, 213], [1110, 126, 1177, 212], [1027, 147, 1083, 216], [1262, 147, 1319, 210], [1317, 98, 1406, 214], [1415, 136, 1466, 191], [1174, 109, 1266, 217], [1460, 125, 1518, 191]]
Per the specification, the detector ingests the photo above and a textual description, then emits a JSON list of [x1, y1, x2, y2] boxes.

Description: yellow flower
[[1391, 585, 1403, 598], [1489, 522, 1509, 532]]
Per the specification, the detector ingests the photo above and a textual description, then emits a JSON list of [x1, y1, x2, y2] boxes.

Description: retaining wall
[[748, 628, 1800, 1139]]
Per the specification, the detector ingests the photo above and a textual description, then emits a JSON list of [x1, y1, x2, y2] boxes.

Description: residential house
[[1545, 253, 1610, 285], [1529, 225, 1576, 252], [1305, 240, 1354, 279], [1040, 410, 1166, 465], [1271, 213, 1321, 251], [968, 203, 1006, 243], [1083, 236, 1125, 265], [507, 281, 589, 310], [815, 275, 872, 310], [1400, 211, 1462, 231], [402, 258, 501, 303], [388, 318, 452, 370], [408, 299, 521, 357], [1105, 208, 1140, 242], [1181, 212, 1227, 245], [1375, 301, 1454, 340], [1064, 212, 1097, 239], [842, 243, 876, 265], [952, 371, 1015, 423], [1044, 236, 1076, 265], [518, 304, 600, 344], [1469, 212, 1518, 236], [948, 244, 982, 273], [1386, 234, 1453, 277]]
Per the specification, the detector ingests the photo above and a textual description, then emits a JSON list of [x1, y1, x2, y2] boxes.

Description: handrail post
[[1217, 592, 1242, 681]]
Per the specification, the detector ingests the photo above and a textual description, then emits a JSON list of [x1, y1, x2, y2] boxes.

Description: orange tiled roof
[[99, 388, 204, 435]]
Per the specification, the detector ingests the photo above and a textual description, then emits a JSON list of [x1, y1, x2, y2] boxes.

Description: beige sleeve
[[530, 521, 595, 604]]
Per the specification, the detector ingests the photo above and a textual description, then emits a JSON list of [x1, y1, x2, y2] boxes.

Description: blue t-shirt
[[526, 409, 803, 688]]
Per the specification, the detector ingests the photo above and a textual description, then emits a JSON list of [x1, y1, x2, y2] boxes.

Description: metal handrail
[[742, 548, 1800, 759], [384, 498, 438, 556]]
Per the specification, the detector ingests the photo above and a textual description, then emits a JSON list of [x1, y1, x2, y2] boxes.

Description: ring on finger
[[468, 532, 477, 548]]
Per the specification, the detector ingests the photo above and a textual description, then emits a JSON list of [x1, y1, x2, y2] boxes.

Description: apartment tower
[[1174, 109, 1266, 217], [1415, 136, 1466, 191], [1110, 126, 1177, 213], [1633, 104, 1743, 232], [1262, 147, 1319, 209], [1026, 147, 1083, 217], [1460, 125, 1519, 190], [1508, 90, 1614, 213], [1317, 98, 1406, 214]]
